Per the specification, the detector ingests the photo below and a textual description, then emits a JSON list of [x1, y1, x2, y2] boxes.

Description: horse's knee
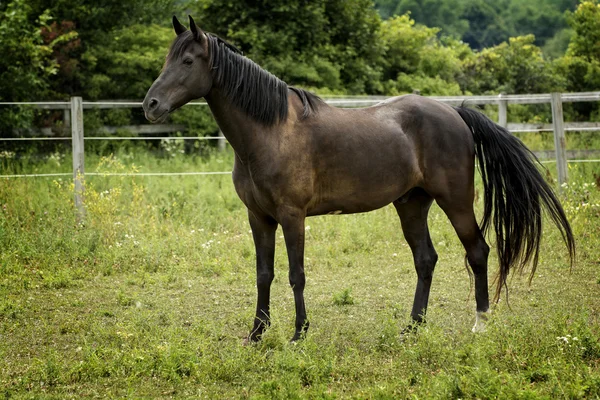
[[289, 270, 305, 291], [257, 271, 274, 289]]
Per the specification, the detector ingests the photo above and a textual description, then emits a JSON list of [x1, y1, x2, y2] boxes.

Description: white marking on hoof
[[472, 310, 490, 333]]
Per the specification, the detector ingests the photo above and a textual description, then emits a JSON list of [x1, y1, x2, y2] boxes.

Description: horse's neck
[[204, 88, 266, 161]]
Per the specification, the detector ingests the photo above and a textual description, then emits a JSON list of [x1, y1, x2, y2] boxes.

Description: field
[[1, 147, 599, 398]]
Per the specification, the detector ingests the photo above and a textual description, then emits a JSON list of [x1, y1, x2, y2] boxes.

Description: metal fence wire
[[1, 92, 600, 216]]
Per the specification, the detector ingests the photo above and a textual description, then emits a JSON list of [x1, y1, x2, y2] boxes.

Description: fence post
[[498, 92, 508, 129], [550, 92, 568, 188], [70, 97, 85, 220]]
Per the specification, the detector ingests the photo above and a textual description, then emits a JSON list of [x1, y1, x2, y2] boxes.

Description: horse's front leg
[[247, 210, 277, 342], [279, 207, 309, 341]]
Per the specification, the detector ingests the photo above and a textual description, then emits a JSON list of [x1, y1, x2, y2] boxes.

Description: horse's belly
[[307, 199, 392, 216], [307, 177, 412, 216]]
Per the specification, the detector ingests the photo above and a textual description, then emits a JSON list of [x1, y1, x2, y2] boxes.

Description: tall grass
[[0, 148, 599, 398]]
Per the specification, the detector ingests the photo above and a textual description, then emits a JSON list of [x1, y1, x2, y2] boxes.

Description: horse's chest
[[232, 157, 313, 216], [232, 163, 279, 215]]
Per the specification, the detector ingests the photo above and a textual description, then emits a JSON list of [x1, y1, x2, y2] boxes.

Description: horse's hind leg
[[394, 188, 438, 326], [434, 196, 491, 332]]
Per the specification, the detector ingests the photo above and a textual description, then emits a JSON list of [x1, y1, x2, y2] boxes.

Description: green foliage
[[6, 0, 181, 100], [555, 55, 600, 93], [566, 0, 600, 62], [0, 0, 69, 134], [555, 1, 600, 118], [379, 15, 467, 95], [0, 0, 599, 135], [382, 0, 469, 37], [0, 0, 57, 102], [543, 28, 575, 59], [81, 24, 172, 100], [504, 0, 571, 47], [375, 0, 577, 52], [168, 106, 220, 138], [461, 35, 564, 94], [1, 149, 599, 397], [40, 20, 82, 98], [191, 0, 384, 94], [461, 0, 513, 50], [23, 0, 180, 41]]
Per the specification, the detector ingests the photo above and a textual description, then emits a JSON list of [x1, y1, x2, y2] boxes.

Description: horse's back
[[304, 95, 475, 213], [311, 94, 475, 176]]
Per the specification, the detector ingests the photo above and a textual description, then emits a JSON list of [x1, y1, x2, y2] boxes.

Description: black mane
[[167, 31, 323, 126]]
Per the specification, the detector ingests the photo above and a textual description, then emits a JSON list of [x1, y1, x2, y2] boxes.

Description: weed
[[332, 288, 355, 306]]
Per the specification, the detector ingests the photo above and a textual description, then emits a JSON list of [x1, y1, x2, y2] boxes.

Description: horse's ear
[[173, 15, 187, 35], [188, 15, 206, 44]]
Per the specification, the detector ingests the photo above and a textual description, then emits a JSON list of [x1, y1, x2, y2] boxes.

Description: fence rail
[[1, 92, 600, 216]]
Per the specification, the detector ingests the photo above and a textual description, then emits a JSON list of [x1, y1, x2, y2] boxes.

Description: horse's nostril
[[148, 98, 159, 110]]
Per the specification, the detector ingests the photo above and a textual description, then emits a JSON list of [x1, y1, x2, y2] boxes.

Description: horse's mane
[[167, 31, 323, 126]]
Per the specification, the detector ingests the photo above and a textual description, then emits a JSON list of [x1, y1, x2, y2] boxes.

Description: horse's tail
[[453, 105, 575, 302]]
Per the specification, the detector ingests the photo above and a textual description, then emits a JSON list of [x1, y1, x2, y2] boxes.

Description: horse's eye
[[183, 58, 193, 65]]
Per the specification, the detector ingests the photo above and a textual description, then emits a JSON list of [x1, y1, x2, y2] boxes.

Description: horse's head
[[143, 16, 213, 123]]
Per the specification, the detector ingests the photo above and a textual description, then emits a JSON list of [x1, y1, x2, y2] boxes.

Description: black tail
[[453, 106, 575, 302]]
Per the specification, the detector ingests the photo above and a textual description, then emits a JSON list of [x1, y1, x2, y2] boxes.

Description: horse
[[143, 16, 575, 342]]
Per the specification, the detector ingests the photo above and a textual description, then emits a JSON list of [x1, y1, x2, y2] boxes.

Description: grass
[[0, 147, 599, 398]]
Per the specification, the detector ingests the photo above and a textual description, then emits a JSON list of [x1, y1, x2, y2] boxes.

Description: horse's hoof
[[243, 334, 263, 345], [472, 310, 490, 333], [290, 331, 307, 343], [244, 330, 263, 345], [399, 322, 421, 341]]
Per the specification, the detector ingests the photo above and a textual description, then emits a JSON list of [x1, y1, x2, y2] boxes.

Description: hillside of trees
[[0, 0, 599, 134], [374, 0, 580, 54]]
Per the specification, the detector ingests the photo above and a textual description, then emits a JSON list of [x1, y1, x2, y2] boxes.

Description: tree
[[386, 0, 469, 38], [461, 35, 563, 94], [379, 14, 468, 95], [9, 0, 182, 98], [566, 0, 600, 61], [190, 0, 384, 94], [502, 0, 576, 47], [555, 1, 600, 119], [40, 20, 81, 98], [461, 0, 512, 50], [0, 0, 57, 101], [543, 28, 574, 59], [23, 0, 180, 41], [374, 0, 578, 51], [0, 0, 63, 134], [81, 24, 173, 100]]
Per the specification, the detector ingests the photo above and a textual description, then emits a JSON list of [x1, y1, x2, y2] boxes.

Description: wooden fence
[[1, 92, 600, 218]]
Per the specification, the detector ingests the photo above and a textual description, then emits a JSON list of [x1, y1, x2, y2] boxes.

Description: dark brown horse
[[144, 16, 575, 342]]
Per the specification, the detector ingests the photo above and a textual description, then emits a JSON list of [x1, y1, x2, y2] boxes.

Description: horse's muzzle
[[142, 96, 169, 123]]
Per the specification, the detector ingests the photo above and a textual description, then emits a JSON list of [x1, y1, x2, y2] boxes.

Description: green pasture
[[0, 148, 599, 398]]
